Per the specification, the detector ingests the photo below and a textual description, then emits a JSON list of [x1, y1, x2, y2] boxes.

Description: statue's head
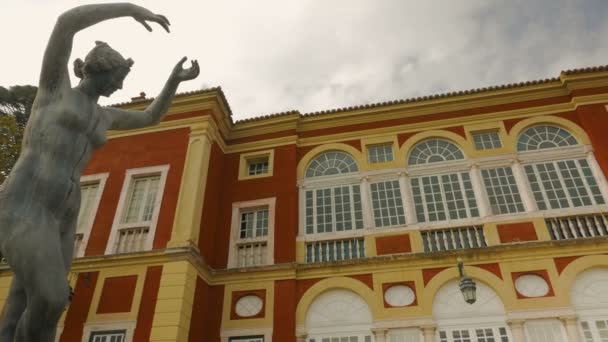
[[74, 41, 134, 97]]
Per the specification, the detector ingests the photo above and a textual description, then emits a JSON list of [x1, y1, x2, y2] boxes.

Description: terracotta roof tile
[[560, 65, 608, 75], [234, 110, 300, 124], [108, 86, 235, 123]]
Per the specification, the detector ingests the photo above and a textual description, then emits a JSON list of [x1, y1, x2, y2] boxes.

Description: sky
[[2, 0, 608, 121]]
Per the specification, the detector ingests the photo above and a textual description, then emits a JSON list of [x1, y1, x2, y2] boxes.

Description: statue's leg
[[12, 226, 69, 342], [0, 278, 25, 342]]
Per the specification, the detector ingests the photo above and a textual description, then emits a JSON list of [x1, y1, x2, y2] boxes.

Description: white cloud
[[1, 0, 607, 120]]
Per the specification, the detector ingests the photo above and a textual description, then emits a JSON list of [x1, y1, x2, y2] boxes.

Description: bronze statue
[[0, 3, 199, 341]]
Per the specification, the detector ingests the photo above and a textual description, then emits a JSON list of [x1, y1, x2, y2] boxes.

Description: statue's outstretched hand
[[171, 57, 200, 82], [132, 6, 170, 33]]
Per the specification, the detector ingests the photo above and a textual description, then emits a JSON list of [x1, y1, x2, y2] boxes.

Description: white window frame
[[472, 131, 503, 151], [367, 144, 395, 164], [221, 327, 273, 342], [519, 145, 608, 213], [480, 167, 525, 215], [104, 165, 170, 255], [387, 328, 422, 342], [369, 179, 406, 228], [76, 173, 109, 258], [82, 321, 135, 342], [227, 197, 276, 268], [523, 319, 567, 342]]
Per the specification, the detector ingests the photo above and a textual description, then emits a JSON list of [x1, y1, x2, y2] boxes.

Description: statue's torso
[[2, 89, 110, 221]]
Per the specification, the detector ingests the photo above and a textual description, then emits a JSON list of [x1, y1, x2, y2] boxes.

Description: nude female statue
[[0, 3, 199, 341]]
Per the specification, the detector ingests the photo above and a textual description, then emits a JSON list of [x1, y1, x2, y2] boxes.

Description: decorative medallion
[[384, 285, 416, 307], [235, 295, 263, 317], [515, 274, 549, 297]]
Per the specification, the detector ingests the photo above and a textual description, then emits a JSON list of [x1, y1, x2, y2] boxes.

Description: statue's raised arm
[[0, 3, 198, 342], [39, 3, 170, 91]]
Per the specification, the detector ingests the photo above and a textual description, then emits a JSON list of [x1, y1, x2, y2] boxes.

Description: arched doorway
[[571, 268, 608, 341], [433, 280, 511, 342], [305, 289, 373, 342]]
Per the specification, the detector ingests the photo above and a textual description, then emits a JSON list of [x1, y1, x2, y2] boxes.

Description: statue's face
[[95, 67, 129, 97]]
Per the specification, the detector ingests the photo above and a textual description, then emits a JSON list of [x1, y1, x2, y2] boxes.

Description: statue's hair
[[73, 41, 134, 79]]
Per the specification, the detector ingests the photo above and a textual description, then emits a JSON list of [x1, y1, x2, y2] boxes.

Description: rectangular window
[[370, 180, 406, 227], [411, 172, 479, 223], [305, 185, 363, 234], [473, 131, 502, 150], [122, 175, 160, 224], [107, 166, 169, 256], [525, 320, 564, 342], [439, 327, 509, 342], [229, 337, 264, 342], [248, 159, 269, 176], [524, 159, 605, 210], [580, 319, 608, 342], [239, 208, 269, 239], [368, 144, 394, 164], [78, 182, 100, 235], [481, 167, 525, 214], [89, 330, 126, 342], [389, 329, 421, 342]]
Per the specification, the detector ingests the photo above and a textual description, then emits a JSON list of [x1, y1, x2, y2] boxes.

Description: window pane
[[308, 185, 361, 234], [370, 180, 406, 227], [408, 139, 464, 165], [306, 151, 359, 177], [122, 175, 160, 223], [412, 173, 477, 222], [368, 144, 394, 164], [248, 159, 269, 176], [77, 182, 99, 234], [518, 125, 578, 151], [473, 131, 502, 150], [482, 167, 525, 214]]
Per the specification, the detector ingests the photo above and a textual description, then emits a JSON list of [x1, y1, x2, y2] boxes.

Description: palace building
[[3, 66, 608, 342]]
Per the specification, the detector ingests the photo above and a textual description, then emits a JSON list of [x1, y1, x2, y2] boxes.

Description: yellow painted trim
[[399, 130, 470, 165], [364, 235, 377, 257], [86, 265, 147, 323], [482, 223, 501, 247], [532, 217, 552, 241], [296, 242, 306, 264], [225, 135, 297, 154], [464, 121, 514, 158], [150, 261, 197, 342], [360, 135, 402, 171], [221, 280, 275, 330], [372, 269, 426, 320], [501, 258, 568, 310], [295, 276, 378, 326], [296, 143, 365, 180], [421, 265, 511, 315], [0, 274, 12, 316], [238, 149, 275, 181], [556, 254, 608, 301], [409, 231, 424, 254], [167, 123, 215, 249], [506, 115, 592, 149], [295, 94, 608, 149]]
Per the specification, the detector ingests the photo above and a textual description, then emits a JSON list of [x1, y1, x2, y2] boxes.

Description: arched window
[[305, 289, 373, 342], [517, 125, 605, 210], [434, 280, 511, 341], [408, 139, 465, 166], [572, 268, 608, 342], [407, 139, 478, 222], [306, 151, 358, 178], [517, 125, 578, 151], [303, 151, 363, 234]]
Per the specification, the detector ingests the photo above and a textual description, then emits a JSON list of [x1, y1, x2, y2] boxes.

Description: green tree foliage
[[0, 85, 37, 182]]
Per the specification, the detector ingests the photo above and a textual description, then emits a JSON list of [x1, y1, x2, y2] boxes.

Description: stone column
[[421, 325, 436, 342], [560, 315, 581, 342], [511, 158, 537, 212], [586, 150, 608, 199], [507, 319, 527, 342], [167, 122, 215, 249], [399, 171, 417, 225], [360, 176, 374, 229], [149, 261, 197, 342], [469, 163, 490, 217], [372, 328, 388, 342]]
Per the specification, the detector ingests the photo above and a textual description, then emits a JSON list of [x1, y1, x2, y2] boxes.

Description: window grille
[[545, 213, 608, 241], [306, 238, 365, 263], [473, 131, 502, 150], [370, 180, 406, 227], [481, 167, 525, 214], [421, 226, 487, 253], [517, 125, 578, 151], [368, 144, 394, 164], [306, 151, 358, 178], [305, 185, 363, 234], [411, 173, 479, 222], [408, 139, 464, 166], [247, 160, 269, 176]]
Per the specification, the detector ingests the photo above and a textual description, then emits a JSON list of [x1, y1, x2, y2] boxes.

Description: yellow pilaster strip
[[364, 235, 377, 257], [167, 120, 216, 249], [0, 275, 12, 312], [150, 261, 197, 342], [409, 231, 424, 253], [483, 222, 501, 246], [532, 217, 552, 241]]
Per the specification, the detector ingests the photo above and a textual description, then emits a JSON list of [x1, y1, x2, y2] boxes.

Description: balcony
[[421, 226, 487, 253], [545, 213, 608, 241], [306, 237, 365, 263], [236, 240, 268, 267], [114, 227, 149, 254]]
